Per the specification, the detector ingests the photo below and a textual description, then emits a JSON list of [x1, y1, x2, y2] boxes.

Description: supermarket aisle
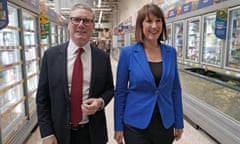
[[24, 102, 217, 144], [24, 52, 217, 144]]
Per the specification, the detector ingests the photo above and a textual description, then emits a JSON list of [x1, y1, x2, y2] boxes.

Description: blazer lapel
[[159, 44, 171, 87], [133, 43, 155, 87]]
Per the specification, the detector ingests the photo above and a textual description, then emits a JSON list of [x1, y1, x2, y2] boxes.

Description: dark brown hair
[[135, 4, 168, 43]]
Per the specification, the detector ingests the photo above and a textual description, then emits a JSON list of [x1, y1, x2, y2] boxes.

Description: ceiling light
[[98, 0, 101, 8], [92, 8, 111, 11], [98, 10, 102, 24]]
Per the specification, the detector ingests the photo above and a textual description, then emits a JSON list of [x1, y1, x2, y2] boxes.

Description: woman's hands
[[175, 128, 183, 141], [114, 131, 124, 144]]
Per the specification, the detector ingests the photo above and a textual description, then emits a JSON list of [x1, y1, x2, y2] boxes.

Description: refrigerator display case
[[51, 22, 58, 46], [117, 34, 124, 48], [226, 7, 240, 70], [185, 17, 201, 62], [40, 36, 50, 58], [164, 1, 240, 144], [58, 25, 63, 44], [165, 23, 172, 46], [202, 13, 224, 66], [63, 27, 68, 42], [22, 10, 39, 118], [173, 21, 184, 58], [0, 5, 26, 144]]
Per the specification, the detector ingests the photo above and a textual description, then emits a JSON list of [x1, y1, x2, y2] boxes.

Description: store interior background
[[1, 0, 240, 144]]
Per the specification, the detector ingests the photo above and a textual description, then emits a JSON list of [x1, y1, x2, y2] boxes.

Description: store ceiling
[[45, 0, 119, 28]]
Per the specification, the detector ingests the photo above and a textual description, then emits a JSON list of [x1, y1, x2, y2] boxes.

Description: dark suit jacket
[[36, 42, 114, 144]]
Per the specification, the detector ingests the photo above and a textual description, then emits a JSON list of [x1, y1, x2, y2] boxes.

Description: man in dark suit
[[36, 3, 114, 144]]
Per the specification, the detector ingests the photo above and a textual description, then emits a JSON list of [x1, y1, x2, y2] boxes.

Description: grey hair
[[69, 3, 95, 20]]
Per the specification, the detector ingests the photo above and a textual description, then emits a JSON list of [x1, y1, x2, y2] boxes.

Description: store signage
[[181, 2, 192, 14], [215, 9, 227, 40], [0, 0, 8, 29], [197, 0, 214, 9], [168, 9, 177, 19], [40, 13, 50, 39]]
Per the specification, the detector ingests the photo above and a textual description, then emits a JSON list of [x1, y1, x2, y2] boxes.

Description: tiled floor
[[24, 100, 217, 144], [24, 53, 218, 144]]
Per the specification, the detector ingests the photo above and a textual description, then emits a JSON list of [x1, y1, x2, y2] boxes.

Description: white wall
[[117, 0, 151, 25]]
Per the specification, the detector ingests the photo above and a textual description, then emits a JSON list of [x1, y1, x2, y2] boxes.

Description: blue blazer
[[114, 42, 184, 131]]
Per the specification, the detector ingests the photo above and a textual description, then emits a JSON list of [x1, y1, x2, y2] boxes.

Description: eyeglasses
[[70, 17, 94, 26]]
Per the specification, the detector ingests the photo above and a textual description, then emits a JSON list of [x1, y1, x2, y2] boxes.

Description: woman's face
[[142, 13, 162, 42]]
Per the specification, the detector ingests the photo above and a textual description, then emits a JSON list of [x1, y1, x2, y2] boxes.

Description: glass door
[[50, 22, 58, 46], [202, 13, 224, 66], [173, 21, 184, 58], [165, 23, 172, 46], [58, 25, 63, 44], [185, 17, 201, 62], [22, 10, 39, 117], [0, 5, 26, 144], [40, 36, 50, 58], [226, 7, 240, 70]]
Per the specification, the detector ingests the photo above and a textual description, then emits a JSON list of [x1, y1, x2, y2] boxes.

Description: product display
[[186, 17, 200, 62], [173, 21, 183, 58], [51, 22, 58, 46], [202, 14, 224, 65], [165, 23, 172, 45], [0, 1, 67, 144], [22, 11, 39, 118], [226, 7, 240, 69], [0, 5, 26, 143]]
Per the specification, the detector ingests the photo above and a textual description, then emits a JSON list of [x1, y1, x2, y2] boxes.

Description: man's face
[[68, 8, 95, 47]]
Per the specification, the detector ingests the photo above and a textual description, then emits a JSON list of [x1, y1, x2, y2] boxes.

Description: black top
[[148, 61, 162, 87]]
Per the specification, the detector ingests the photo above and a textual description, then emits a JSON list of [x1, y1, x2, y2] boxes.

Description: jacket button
[[155, 90, 159, 94]]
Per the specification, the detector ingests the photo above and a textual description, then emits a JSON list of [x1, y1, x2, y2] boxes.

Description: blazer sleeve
[[114, 47, 131, 131], [172, 49, 184, 129], [101, 53, 115, 106]]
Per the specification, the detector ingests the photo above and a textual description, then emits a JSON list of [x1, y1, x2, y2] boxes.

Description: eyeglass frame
[[70, 17, 94, 26]]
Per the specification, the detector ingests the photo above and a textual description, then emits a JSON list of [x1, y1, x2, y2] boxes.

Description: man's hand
[[82, 98, 103, 115], [42, 135, 57, 144]]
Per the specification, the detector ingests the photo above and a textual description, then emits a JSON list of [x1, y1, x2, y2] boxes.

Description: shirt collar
[[69, 40, 91, 55]]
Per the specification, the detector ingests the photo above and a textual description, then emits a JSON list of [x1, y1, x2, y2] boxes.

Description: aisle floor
[[24, 101, 218, 144], [24, 53, 218, 144]]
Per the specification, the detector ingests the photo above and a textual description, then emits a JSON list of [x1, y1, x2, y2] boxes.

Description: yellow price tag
[[40, 14, 49, 24]]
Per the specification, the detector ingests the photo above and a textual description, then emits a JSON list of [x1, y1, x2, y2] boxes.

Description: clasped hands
[[82, 98, 103, 115]]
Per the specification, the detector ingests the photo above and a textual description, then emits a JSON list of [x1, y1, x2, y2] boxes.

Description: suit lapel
[[133, 43, 172, 88], [89, 45, 97, 98], [159, 44, 170, 87], [133, 43, 155, 87], [59, 42, 70, 102]]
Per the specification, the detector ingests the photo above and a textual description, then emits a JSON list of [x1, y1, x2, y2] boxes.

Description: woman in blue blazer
[[114, 4, 184, 144]]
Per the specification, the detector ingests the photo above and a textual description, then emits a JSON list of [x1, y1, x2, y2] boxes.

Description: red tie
[[70, 48, 84, 126]]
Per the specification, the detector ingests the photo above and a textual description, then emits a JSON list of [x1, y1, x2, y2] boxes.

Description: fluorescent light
[[92, 8, 111, 11], [98, 0, 101, 8], [98, 10, 102, 24], [60, 8, 70, 10]]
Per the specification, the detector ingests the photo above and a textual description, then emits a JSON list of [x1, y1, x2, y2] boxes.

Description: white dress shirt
[[67, 40, 92, 124]]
